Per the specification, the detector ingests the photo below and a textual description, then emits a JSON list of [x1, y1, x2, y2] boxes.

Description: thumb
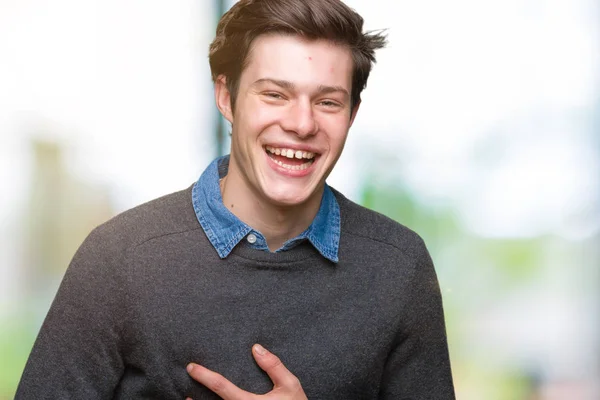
[[251, 344, 301, 390]]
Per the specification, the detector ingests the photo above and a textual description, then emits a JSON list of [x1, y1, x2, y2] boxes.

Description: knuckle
[[268, 355, 284, 369], [209, 376, 227, 393], [288, 376, 302, 390]]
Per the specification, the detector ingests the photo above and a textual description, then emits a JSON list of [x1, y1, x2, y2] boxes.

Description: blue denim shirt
[[192, 155, 340, 262]]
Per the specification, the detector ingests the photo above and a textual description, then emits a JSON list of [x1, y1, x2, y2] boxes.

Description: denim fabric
[[191, 155, 340, 262]]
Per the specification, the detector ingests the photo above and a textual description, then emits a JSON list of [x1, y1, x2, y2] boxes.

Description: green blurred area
[[0, 313, 36, 399], [360, 180, 597, 399]]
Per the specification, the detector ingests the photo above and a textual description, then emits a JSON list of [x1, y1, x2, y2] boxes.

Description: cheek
[[318, 118, 351, 148], [234, 113, 266, 138], [239, 102, 280, 132]]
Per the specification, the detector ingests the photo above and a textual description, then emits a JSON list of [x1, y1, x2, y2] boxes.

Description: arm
[[15, 227, 127, 399], [379, 239, 456, 399]]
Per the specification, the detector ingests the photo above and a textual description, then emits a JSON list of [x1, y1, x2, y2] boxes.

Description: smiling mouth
[[264, 146, 317, 171]]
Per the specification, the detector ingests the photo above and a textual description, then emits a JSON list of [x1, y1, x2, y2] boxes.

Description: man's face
[[218, 34, 358, 208]]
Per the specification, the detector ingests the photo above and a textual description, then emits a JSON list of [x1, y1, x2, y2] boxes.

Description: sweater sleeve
[[15, 227, 127, 399], [378, 239, 456, 399]]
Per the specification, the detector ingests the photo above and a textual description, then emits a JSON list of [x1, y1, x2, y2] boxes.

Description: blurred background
[[0, 0, 598, 398]]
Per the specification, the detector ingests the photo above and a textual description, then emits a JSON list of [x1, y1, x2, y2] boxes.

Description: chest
[[118, 258, 403, 399]]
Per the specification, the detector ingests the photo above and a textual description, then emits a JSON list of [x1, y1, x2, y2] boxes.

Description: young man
[[16, 0, 455, 399]]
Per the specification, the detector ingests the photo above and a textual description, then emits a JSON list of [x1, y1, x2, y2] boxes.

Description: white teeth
[[272, 158, 312, 171], [265, 146, 316, 160]]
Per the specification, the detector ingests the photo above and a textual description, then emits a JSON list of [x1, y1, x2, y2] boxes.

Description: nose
[[281, 100, 318, 138]]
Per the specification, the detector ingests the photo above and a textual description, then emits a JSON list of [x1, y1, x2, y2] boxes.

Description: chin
[[261, 186, 314, 207]]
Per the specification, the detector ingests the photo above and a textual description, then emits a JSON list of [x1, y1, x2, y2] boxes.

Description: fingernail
[[254, 344, 267, 356], [186, 363, 195, 373]]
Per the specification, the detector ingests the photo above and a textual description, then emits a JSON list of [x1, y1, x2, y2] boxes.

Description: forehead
[[241, 34, 353, 90]]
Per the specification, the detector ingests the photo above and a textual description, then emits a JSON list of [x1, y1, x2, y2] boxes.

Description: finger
[[251, 344, 301, 390], [187, 363, 250, 400]]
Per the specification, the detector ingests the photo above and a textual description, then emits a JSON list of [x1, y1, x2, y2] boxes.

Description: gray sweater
[[16, 186, 455, 399]]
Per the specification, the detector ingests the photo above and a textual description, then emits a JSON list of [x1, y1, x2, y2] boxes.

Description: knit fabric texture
[[16, 186, 455, 399]]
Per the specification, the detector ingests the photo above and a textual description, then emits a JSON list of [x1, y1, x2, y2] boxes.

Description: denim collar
[[192, 155, 340, 263]]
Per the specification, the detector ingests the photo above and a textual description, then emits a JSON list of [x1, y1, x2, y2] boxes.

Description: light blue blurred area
[[0, 0, 598, 399]]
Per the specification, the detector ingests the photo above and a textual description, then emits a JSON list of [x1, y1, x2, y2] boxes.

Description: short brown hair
[[209, 0, 387, 112]]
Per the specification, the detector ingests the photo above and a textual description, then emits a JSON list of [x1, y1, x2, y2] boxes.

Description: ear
[[349, 100, 361, 127], [215, 75, 234, 124]]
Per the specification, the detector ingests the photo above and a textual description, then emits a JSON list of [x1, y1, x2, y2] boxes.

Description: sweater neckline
[[229, 240, 332, 265]]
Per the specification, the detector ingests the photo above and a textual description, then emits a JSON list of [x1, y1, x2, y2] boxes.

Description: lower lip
[[264, 152, 317, 178]]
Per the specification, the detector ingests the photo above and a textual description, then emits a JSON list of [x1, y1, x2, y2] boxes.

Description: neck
[[220, 164, 322, 252]]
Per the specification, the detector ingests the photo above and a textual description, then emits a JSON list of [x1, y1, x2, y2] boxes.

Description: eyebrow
[[317, 84, 350, 99], [252, 78, 350, 99], [252, 78, 295, 91]]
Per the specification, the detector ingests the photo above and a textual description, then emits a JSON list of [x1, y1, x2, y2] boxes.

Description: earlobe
[[215, 75, 234, 123]]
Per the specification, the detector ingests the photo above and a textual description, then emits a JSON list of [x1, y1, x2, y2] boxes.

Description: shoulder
[[332, 188, 442, 303], [332, 187, 428, 260], [80, 185, 200, 257]]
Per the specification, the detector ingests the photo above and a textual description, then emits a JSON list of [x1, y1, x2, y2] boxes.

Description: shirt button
[[246, 233, 257, 244]]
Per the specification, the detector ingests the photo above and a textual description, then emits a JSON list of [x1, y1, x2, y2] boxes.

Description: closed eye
[[319, 100, 342, 108], [264, 92, 284, 100]]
